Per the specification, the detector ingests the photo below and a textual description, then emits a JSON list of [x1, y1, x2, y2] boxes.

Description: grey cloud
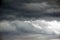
[[0, 0, 60, 21], [0, 21, 17, 32], [0, 20, 41, 34], [1, 0, 60, 35], [1, 2, 60, 20], [0, 20, 59, 35]]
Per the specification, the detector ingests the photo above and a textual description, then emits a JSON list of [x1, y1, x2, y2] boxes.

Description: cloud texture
[[0, 20, 60, 35], [0, 0, 60, 36], [0, 0, 60, 20]]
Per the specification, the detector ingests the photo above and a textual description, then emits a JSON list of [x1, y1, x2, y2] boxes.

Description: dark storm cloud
[[1, 1, 60, 20]]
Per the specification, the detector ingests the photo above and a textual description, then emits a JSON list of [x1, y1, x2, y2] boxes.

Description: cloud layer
[[0, 0, 60, 20], [0, 0, 60, 36], [0, 20, 60, 35]]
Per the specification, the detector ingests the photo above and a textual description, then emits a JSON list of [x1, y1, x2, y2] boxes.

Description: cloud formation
[[0, 20, 60, 35], [1, 0, 60, 20], [31, 20, 60, 34], [0, 0, 60, 36], [0, 20, 40, 34], [0, 21, 16, 32]]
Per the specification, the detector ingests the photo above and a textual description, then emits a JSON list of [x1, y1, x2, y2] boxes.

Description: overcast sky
[[0, 0, 60, 36]]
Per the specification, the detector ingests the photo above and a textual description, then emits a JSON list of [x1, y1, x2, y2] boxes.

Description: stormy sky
[[0, 0, 60, 36]]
